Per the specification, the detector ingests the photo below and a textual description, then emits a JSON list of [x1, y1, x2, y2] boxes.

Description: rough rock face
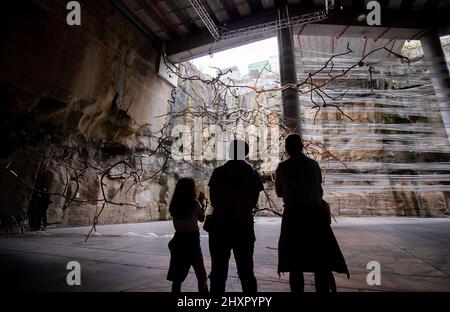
[[259, 65, 450, 218], [1, 3, 448, 234], [170, 55, 450, 219], [0, 1, 175, 233]]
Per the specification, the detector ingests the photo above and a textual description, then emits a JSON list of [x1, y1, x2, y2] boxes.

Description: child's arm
[[196, 199, 205, 222]]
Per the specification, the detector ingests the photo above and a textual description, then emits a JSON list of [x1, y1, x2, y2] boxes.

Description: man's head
[[228, 139, 249, 160], [285, 133, 304, 157]]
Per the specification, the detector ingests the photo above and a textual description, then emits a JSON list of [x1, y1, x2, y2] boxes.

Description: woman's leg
[[328, 272, 337, 293], [289, 271, 304, 292], [193, 256, 209, 293], [314, 272, 330, 293], [172, 281, 181, 292]]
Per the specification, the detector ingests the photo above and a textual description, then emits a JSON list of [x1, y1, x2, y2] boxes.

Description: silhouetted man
[[275, 134, 349, 292], [207, 139, 263, 293]]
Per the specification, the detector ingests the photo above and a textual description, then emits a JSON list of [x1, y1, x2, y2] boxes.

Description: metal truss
[[188, 0, 221, 40], [189, 0, 335, 42]]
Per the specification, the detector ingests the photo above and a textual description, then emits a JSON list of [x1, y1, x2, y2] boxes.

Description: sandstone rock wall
[[258, 60, 450, 218], [0, 1, 175, 233]]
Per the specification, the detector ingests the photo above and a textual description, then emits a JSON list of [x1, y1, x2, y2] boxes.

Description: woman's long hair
[[169, 177, 196, 219]]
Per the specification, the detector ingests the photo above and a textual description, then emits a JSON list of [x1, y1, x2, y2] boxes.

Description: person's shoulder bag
[[203, 214, 215, 232]]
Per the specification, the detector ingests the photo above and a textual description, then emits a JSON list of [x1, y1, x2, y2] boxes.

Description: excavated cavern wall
[[257, 56, 450, 218], [0, 1, 178, 233], [174, 57, 450, 218]]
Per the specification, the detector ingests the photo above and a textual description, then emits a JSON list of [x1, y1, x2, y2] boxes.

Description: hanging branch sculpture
[[1, 39, 410, 238]]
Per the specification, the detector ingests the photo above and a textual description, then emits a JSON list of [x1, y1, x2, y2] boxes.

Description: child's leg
[[172, 281, 181, 292], [193, 256, 208, 293]]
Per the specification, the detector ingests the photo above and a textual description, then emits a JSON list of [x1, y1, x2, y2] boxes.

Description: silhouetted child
[[167, 178, 208, 292]]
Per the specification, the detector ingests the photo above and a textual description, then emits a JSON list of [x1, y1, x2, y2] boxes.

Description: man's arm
[[251, 169, 264, 208], [275, 165, 283, 198], [208, 169, 219, 210]]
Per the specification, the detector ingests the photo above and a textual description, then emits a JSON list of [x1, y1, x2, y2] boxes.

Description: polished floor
[[0, 217, 449, 292]]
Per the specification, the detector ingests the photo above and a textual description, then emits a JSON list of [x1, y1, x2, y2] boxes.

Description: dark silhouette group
[[167, 135, 349, 293]]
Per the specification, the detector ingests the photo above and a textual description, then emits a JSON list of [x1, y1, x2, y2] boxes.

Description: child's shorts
[[167, 231, 203, 282]]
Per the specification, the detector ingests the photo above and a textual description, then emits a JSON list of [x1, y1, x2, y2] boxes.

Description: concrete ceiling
[[112, 0, 450, 62]]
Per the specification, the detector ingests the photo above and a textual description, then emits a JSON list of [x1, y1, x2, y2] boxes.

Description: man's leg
[[42, 210, 47, 231], [289, 271, 304, 292], [233, 233, 257, 293], [209, 232, 231, 293]]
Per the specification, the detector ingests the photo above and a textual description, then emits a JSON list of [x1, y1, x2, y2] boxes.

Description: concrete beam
[[278, 8, 301, 133], [108, 0, 162, 47], [166, 8, 450, 62], [166, 10, 277, 62], [420, 30, 450, 143]]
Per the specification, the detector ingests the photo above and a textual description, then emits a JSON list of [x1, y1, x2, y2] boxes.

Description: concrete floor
[[0, 217, 449, 292]]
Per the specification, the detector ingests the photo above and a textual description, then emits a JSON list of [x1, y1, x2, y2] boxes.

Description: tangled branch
[[1, 39, 410, 236]]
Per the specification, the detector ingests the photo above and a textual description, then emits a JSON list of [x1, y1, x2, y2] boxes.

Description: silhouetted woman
[[276, 134, 349, 292], [167, 177, 208, 292]]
